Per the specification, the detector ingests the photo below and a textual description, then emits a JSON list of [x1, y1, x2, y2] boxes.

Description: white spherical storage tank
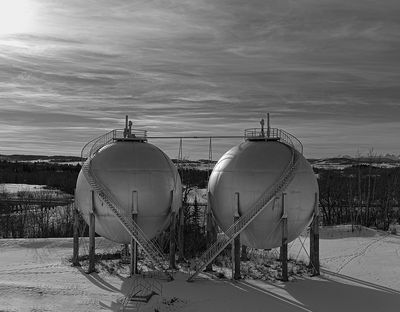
[[208, 138, 318, 249], [75, 140, 182, 244]]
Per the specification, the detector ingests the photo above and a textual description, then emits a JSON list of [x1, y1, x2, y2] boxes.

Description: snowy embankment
[[0, 184, 47, 194], [0, 183, 73, 201], [1, 226, 400, 311]]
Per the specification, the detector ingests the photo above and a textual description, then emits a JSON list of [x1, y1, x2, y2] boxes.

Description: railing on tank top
[[244, 127, 303, 155], [80, 127, 301, 161], [80, 129, 148, 161]]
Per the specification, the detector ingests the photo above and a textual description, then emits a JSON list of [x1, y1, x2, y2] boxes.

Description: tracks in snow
[[321, 233, 391, 274]]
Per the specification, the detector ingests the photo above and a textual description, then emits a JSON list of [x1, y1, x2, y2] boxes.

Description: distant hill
[[0, 154, 83, 163], [310, 156, 400, 170], [1, 153, 399, 170]]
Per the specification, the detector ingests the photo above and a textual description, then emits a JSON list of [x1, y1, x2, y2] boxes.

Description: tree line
[[0, 190, 77, 238], [317, 164, 400, 231], [1, 160, 400, 240], [0, 160, 80, 195]]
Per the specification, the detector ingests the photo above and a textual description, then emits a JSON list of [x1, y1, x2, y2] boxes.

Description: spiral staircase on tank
[[79, 129, 174, 280], [187, 128, 301, 282]]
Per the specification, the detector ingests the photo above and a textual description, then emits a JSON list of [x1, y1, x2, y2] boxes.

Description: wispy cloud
[[0, 0, 399, 158]]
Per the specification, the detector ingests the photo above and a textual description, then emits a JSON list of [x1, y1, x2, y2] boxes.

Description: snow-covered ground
[[185, 188, 207, 205], [0, 184, 47, 194], [0, 184, 73, 201], [1, 226, 400, 311]]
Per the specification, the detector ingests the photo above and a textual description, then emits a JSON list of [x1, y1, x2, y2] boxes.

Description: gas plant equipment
[[188, 117, 318, 281], [75, 121, 181, 243], [208, 128, 318, 249], [75, 117, 181, 280]]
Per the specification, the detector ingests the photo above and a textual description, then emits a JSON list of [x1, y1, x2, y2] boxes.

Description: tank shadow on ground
[[77, 267, 120, 292], [282, 274, 400, 312], [167, 271, 400, 312], [98, 274, 163, 312], [77, 268, 132, 311], [321, 269, 400, 295], [79, 268, 400, 311]]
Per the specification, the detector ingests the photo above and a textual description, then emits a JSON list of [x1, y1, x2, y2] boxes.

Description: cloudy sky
[[0, 0, 399, 159]]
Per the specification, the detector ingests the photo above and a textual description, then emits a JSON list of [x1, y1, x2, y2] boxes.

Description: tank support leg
[[72, 200, 80, 266], [310, 192, 320, 275], [280, 193, 288, 282], [232, 192, 241, 280], [232, 227, 241, 280], [178, 206, 185, 262], [88, 191, 96, 274], [88, 213, 96, 273], [130, 225, 138, 275], [130, 191, 138, 276], [130, 236, 138, 275], [169, 211, 177, 269], [205, 201, 216, 271]]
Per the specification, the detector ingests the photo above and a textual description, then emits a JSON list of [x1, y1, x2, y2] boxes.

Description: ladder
[[81, 159, 174, 280], [187, 146, 299, 282]]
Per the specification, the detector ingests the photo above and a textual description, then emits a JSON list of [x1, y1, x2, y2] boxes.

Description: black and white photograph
[[1, 0, 400, 311]]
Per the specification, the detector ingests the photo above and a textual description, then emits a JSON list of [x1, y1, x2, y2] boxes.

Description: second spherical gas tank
[[208, 140, 318, 249]]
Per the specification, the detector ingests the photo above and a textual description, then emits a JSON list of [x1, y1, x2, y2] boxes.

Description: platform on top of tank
[[245, 137, 281, 142], [114, 137, 147, 142]]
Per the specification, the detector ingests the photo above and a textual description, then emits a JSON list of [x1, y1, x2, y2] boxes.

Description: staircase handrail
[[244, 127, 303, 154], [81, 130, 116, 161], [81, 128, 148, 161], [187, 146, 299, 281]]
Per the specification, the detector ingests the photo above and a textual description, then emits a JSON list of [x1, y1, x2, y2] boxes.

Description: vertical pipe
[[130, 191, 138, 276], [128, 121, 133, 137], [124, 115, 128, 138], [208, 137, 212, 163], [178, 138, 183, 162], [310, 192, 320, 275], [267, 113, 271, 138], [280, 193, 288, 282], [208, 137, 213, 177], [260, 118, 265, 137], [88, 190, 96, 274], [232, 192, 241, 280]]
